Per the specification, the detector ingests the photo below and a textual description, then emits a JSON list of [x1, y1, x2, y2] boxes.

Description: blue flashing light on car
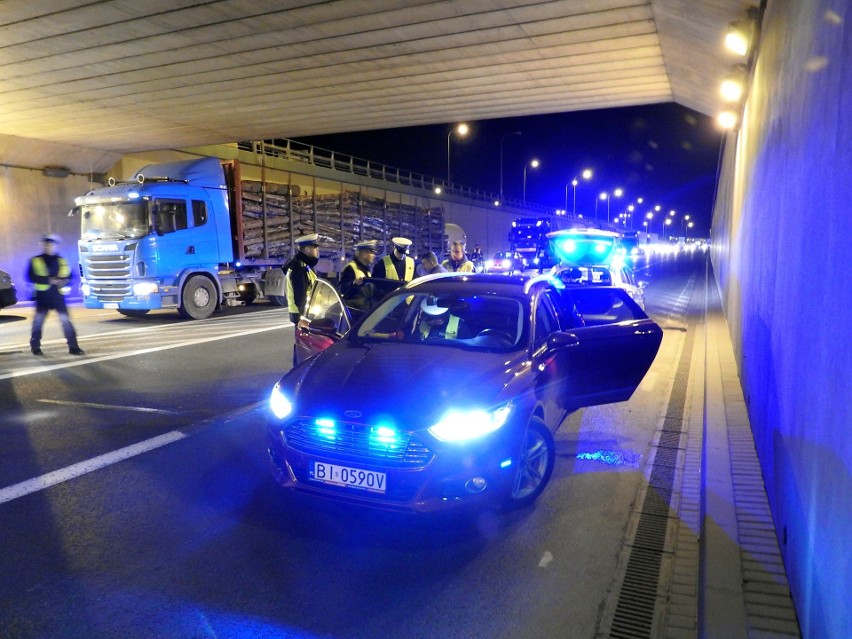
[[315, 418, 337, 440], [370, 424, 402, 451], [428, 404, 513, 442], [269, 382, 293, 420]]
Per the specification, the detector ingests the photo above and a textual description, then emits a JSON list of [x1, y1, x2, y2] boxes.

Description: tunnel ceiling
[[0, 0, 753, 158]]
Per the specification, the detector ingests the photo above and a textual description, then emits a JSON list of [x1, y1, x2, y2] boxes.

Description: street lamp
[[447, 123, 469, 186], [682, 214, 690, 236], [610, 188, 623, 223], [499, 131, 522, 199], [523, 158, 540, 204], [687, 221, 694, 239], [565, 168, 592, 215]]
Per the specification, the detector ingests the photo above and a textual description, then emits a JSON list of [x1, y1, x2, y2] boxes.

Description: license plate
[[103, 303, 119, 309], [310, 461, 387, 494]]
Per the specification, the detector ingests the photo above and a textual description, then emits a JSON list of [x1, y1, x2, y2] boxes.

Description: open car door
[[550, 286, 663, 411], [294, 277, 407, 365], [295, 280, 352, 364]]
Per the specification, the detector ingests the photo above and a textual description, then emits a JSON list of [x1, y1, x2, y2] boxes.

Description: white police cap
[[421, 296, 449, 316], [294, 232, 319, 246], [354, 240, 379, 252], [42, 233, 62, 244], [391, 237, 412, 249]]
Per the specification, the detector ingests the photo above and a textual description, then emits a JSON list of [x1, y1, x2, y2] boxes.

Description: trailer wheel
[[117, 309, 149, 318], [179, 275, 217, 320]]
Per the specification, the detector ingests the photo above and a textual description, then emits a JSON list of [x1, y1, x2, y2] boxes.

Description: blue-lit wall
[[711, 1, 851, 637]]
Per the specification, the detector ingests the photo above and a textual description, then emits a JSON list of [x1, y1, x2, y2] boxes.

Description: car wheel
[[504, 416, 555, 510], [179, 275, 217, 320]]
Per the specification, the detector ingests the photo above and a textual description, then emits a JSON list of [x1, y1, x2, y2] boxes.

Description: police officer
[[372, 237, 415, 282], [27, 234, 83, 356], [339, 239, 378, 310], [285, 233, 320, 325], [442, 241, 475, 273]]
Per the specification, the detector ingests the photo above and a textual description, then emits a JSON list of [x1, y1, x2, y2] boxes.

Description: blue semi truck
[[73, 157, 291, 319]]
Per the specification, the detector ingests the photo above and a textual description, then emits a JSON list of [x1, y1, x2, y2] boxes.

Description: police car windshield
[[357, 291, 525, 350]]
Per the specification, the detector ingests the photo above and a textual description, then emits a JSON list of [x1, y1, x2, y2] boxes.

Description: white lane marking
[[0, 430, 187, 505], [3, 307, 291, 351], [37, 399, 179, 415], [0, 322, 291, 381], [539, 551, 554, 567]]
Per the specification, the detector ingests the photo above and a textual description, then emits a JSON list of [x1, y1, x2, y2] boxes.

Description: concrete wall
[[0, 166, 98, 300], [710, 1, 851, 637]]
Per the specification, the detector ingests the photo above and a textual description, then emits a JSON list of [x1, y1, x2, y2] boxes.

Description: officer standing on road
[[442, 241, 475, 273], [27, 234, 84, 356], [372, 237, 415, 282], [285, 233, 320, 325], [339, 239, 379, 310]]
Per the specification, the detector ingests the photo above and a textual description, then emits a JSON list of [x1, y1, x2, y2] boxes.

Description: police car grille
[[285, 420, 433, 468]]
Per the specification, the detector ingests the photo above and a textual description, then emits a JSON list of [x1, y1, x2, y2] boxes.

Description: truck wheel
[[238, 292, 256, 305], [117, 309, 149, 318], [179, 275, 217, 320]]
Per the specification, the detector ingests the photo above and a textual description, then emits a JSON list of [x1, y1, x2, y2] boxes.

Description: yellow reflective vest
[[286, 265, 317, 314], [381, 255, 415, 281], [442, 259, 475, 273], [30, 256, 70, 291]]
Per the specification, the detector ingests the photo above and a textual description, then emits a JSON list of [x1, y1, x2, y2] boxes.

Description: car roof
[[402, 272, 552, 297]]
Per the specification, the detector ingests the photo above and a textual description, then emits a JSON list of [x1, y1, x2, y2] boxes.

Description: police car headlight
[[270, 382, 294, 420], [428, 403, 513, 442], [133, 282, 159, 296]]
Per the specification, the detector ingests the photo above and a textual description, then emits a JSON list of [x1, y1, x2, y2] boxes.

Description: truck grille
[[84, 253, 131, 301], [284, 419, 433, 468]]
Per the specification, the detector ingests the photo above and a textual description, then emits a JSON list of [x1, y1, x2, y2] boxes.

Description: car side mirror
[[547, 331, 580, 351], [308, 317, 338, 336]]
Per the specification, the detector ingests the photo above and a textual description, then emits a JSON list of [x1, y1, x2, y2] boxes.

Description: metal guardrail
[[237, 139, 560, 216]]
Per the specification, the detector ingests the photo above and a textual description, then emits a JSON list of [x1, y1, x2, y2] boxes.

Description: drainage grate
[[601, 293, 700, 638]]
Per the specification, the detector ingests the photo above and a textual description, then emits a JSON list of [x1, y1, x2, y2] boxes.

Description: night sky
[[291, 102, 723, 237]]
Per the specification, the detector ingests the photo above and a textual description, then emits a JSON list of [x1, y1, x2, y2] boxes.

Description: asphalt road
[[0, 250, 706, 639]]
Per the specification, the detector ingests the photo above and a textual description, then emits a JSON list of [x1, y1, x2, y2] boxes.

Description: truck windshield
[[79, 201, 150, 240]]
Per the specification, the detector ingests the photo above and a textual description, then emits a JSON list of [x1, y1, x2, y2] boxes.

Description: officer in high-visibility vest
[[372, 237, 415, 282], [27, 234, 83, 356], [442, 241, 476, 273], [285, 233, 320, 325], [339, 239, 379, 311]]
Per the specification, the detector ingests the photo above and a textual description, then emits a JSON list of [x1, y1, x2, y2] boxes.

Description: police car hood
[[285, 340, 525, 427]]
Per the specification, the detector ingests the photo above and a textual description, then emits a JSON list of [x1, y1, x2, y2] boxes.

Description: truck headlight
[[133, 282, 159, 296]]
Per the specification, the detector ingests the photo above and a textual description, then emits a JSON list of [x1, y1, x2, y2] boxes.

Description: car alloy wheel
[[504, 416, 555, 509]]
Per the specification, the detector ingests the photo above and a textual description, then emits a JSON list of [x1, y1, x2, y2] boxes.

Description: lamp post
[[523, 158, 540, 204], [610, 187, 623, 223], [499, 131, 522, 200], [595, 192, 607, 221], [682, 214, 690, 236], [447, 123, 469, 186], [687, 221, 694, 239], [564, 168, 592, 215]]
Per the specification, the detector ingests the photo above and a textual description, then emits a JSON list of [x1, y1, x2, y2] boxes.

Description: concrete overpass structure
[[0, 2, 848, 637]]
